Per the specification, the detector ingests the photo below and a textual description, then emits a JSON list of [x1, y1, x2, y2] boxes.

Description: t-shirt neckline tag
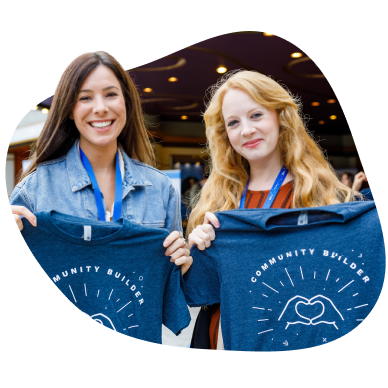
[[83, 225, 92, 241]]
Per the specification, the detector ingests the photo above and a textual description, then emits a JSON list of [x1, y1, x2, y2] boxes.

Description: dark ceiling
[[39, 31, 352, 140]]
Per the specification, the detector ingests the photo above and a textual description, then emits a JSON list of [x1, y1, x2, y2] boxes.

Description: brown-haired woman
[[186, 70, 356, 349], [10, 51, 192, 273]]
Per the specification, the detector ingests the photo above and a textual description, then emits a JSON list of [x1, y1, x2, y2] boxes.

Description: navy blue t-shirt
[[22, 211, 190, 344], [184, 201, 385, 351]]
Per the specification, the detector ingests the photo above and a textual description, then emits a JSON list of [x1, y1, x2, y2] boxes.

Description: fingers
[[11, 205, 36, 227], [14, 214, 24, 231], [169, 246, 191, 262], [188, 224, 216, 250], [163, 230, 181, 248], [164, 234, 186, 256], [203, 211, 220, 228]]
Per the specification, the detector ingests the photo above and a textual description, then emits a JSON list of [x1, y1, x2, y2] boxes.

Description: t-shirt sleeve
[[162, 264, 191, 335], [182, 245, 221, 307]]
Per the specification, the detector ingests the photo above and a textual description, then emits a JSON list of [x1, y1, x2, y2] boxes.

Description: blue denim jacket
[[10, 141, 182, 233]]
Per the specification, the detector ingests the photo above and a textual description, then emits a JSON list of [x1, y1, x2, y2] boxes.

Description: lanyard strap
[[79, 147, 123, 221], [239, 165, 288, 209]]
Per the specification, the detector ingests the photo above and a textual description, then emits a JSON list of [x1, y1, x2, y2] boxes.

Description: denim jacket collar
[[66, 141, 152, 198]]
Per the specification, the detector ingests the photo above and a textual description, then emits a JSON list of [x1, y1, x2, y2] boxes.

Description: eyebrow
[[78, 85, 119, 93]]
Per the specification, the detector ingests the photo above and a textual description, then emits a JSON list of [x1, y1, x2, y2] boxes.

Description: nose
[[240, 120, 256, 137], [93, 95, 109, 114]]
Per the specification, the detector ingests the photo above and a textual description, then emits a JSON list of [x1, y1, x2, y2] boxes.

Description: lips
[[88, 120, 115, 132], [243, 138, 262, 148]]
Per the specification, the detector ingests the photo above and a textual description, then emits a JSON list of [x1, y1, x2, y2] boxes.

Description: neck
[[79, 137, 117, 172], [247, 153, 291, 191]]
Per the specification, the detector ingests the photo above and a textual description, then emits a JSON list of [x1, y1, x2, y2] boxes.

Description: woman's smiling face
[[71, 65, 126, 149], [222, 87, 280, 166]]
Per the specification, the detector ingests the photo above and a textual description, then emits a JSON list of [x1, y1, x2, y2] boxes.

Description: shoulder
[[36, 155, 67, 168], [130, 158, 171, 180]]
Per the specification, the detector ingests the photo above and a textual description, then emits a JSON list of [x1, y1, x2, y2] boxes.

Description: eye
[[228, 120, 238, 127], [79, 96, 90, 101], [252, 113, 262, 119], [107, 92, 118, 97]]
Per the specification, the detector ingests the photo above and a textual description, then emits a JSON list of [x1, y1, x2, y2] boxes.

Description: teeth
[[90, 121, 112, 128]]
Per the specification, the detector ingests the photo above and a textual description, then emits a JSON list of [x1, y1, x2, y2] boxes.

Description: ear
[[69, 112, 74, 120]]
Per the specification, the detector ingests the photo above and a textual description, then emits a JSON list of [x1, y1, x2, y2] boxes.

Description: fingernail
[[33, 218, 37, 226], [215, 223, 220, 228]]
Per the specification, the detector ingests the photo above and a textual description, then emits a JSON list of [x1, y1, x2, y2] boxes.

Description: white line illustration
[[116, 299, 120, 303], [258, 329, 273, 335], [84, 283, 87, 297], [257, 319, 269, 322], [90, 313, 117, 331], [108, 289, 114, 300], [278, 295, 344, 330], [356, 319, 364, 321], [326, 269, 330, 281], [252, 307, 265, 310], [263, 294, 268, 297], [262, 282, 279, 294], [300, 266, 304, 280], [285, 268, 294, 287], [69, 285, 77, 303], [128, 325, 139, 329], [353, 293, 359, 297], [354, 304, 368, 309], [117, 300, 132, 313], [128, 314, 133, 318], [336, 278, 340, 282], [338, 280, 354, 293], [314, 271, 316, 279], [97, 290, 99, 297], [280, 281, 284, 287]]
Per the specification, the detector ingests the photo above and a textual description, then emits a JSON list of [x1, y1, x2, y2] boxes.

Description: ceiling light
[[181, 115, 188, 120], [319, 120, 325, 125], [195, 162, 200, 166], [217, 66, 227, 74], [143, 87, 153, 92], [327, 99, 336, 104], [32, 106, 38, 110], [311, 102, 320, 106], [185, 163, 190, 167], [41, 108, 49, 114], [263, 33, 274, 36], [291, 52, 303, 58], [330, 115, 337, 120], [168, 77, 178, 82]]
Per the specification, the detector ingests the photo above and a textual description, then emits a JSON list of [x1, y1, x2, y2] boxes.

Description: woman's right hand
[[188, 211, 220, 250], [11, 205, 37, 231]]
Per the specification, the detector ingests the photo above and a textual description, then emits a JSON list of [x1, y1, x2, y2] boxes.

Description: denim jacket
[[10, 141, 182, 233]]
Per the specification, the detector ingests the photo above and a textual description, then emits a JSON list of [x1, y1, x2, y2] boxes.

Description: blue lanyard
[[239, 165, 288, 209], [79, 146, 123, 221]]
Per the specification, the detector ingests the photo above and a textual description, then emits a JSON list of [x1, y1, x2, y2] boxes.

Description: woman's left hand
[[163, 231, 193, 275]]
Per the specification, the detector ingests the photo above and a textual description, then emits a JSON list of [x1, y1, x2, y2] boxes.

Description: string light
[[217, 66, 227, 74], [181, 115, 188, 120], [143, 87, 153, 92], [291, 52, 303, 58], [168, 77, 178, 82]]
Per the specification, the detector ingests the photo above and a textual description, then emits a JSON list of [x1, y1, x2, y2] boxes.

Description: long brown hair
[[187, 70, 355, 235], [19, 51, 156, 182]]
